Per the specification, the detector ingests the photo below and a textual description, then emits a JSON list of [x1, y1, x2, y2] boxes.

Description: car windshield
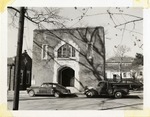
[[41, 83, 52, 87], [41, 84, 47, 87]]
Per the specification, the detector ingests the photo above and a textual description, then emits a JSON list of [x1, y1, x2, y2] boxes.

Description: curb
[[7, 91, 28, 96]]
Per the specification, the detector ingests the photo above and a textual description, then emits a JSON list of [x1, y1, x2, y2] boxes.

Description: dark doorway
[[58, 67, 75, 87]]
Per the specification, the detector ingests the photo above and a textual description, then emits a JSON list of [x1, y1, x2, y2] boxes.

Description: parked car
[[107, 78, 143, 90], [84, 81, 130, 98], [27, 82, 71, 97], [119, 79, 143, 90]]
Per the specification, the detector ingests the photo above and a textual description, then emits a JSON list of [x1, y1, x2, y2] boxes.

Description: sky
[[7, 7, 143, 59]]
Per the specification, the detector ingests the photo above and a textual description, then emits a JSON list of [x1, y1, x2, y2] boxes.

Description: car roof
[[42, 82, 64, 85], [42, 82, 57, 85], [41, 82, 67, 87]]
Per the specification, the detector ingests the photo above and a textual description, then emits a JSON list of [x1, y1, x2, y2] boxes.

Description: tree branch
[[114, 18, 143, 28], [8, 7, 39, 24]]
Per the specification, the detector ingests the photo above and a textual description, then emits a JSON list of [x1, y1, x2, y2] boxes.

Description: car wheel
[[86, 90, 96, 98], [28, 90, 35, 97], [114, 91, 122, 98], [54, 92, 60, 98]]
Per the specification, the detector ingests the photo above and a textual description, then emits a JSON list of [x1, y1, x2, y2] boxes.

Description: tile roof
[[106, 56, 134, 71]]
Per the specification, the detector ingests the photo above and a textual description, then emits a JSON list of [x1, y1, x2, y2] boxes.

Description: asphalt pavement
[[7, 90, 143, 110]]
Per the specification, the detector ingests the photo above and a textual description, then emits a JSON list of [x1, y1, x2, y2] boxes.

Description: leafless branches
[[68, 7, 143, 50], [114, 45, 131, 58], [8, 7, 143, 82], [8, 7, 66, 28], [114, 18, 143, 28], [33, 26, 105, 81]]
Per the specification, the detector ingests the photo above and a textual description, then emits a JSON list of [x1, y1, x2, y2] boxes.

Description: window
[[105, 73, 107, 78], [123, 73, 126, 77], [113, 74, 117, 82], [26, 71, 30, 84], [41, 44, 48, 60], [127, 81, 133, 83], [20, 70, 23, 85], [87, 42, 93, 59], [47, 84, 53, 87], [41, 84, 47, 87], [139, 71, 143, 76], [43, 33, 47, 40], [57, 44, 75, 58]]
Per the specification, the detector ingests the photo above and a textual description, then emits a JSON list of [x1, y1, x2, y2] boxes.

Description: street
[[7, 91, 143, 110]]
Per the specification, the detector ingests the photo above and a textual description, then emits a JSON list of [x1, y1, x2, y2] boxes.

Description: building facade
[[105, 56, 134, 80], [7, 50, 32, 90], [105, 56, 143, 83], [32, 27, 105, 92]]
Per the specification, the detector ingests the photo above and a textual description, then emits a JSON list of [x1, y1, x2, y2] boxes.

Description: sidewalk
[[7, 90, 29, 101], [7, 90, 28, 96], [7, 90, 86, 101], [129, 90, 143, 99]]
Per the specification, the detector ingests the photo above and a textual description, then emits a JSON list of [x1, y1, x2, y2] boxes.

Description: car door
[[97, 82, 107, 95], [46, 84, 53, 95], [39, 84, 47, 94], [100, 82, 107, 94]]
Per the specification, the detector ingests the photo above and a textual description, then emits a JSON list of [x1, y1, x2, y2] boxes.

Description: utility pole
[[103, 28, 106, 80], [13, 7, 25, 110], [119, 57, 123, 81]]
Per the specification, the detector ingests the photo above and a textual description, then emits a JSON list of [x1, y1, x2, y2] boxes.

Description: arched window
[[57, 44, 75, 58]]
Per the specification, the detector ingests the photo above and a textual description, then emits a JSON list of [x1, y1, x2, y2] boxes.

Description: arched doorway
[[58, 67, 75, 87]]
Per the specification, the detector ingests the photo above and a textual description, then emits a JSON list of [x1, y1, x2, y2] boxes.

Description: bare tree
[[8, 7, 143, 51], [114, 45, 131, 57], [8, 7, 67, 28], [8, 7, 142, 87], [114, 45, 131, 80]]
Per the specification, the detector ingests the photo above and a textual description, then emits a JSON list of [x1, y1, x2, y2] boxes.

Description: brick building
[[32, 27, 105, 92]]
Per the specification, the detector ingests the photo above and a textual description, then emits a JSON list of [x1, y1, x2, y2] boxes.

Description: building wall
[[32, 27, 105, 91], [106, 61, 133, 80], [20, 52, 32, 90], [7, 52, 32, 90], [106, 70, 131, 79], [7, 65, 15, 90]]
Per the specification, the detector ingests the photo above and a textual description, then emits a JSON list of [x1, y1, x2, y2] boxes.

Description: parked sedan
[[26, 82, 71, 97], [120, 79, 143, 90]]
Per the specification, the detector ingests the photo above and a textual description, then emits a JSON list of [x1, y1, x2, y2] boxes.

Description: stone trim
[[53, 39, 81, 90]]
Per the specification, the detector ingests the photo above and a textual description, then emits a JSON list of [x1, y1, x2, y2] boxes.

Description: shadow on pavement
[[7, 94, 78, 102], [123, 95, 141, 99], [86, 95, 140, 99], [7, 94, 141, 102], [100, 103, 143, 110]]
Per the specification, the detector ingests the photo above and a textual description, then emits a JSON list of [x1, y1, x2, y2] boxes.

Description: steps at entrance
[[66, 87, 80, 93]]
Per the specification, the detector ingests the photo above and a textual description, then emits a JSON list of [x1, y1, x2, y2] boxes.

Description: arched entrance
[[53, 39, 80, 90], [58, 67, 75, 87]]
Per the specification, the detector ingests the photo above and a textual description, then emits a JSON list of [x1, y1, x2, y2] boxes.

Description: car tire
[[54, 92, 60, 98], [114, 91, 122, 98], [86, 90, 96, 98], [28, 90, 35, 97]]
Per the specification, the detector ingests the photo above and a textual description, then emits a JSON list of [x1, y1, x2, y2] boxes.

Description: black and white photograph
[[6, 7, 144, 110]]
